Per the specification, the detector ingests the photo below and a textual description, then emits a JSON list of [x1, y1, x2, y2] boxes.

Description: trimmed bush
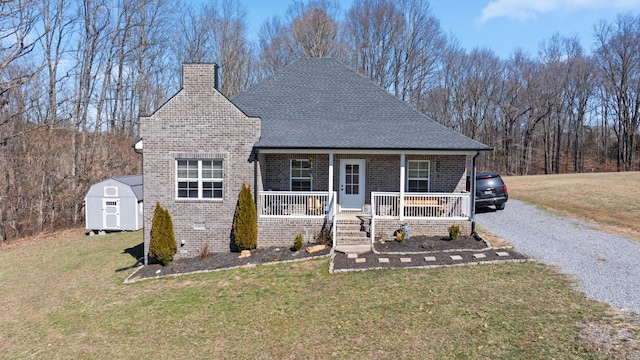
[[293, 233, 303, 251], [232, 183, 258, 251], [448, 224, 460, 241], [198, 244, 212, 259], [149, 202, 177, 266]]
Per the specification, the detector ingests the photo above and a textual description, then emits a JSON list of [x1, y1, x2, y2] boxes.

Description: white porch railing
[[371, 192, 471, 246], [258, 191, 331, 218], [371, 192, 471, 220]]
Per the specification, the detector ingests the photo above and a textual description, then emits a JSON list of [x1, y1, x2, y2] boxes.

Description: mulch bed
[[374, 234, 489, 253], [331, 235, 528, 273], [125, 235, 528, 282], [126, 245, 332, 282]]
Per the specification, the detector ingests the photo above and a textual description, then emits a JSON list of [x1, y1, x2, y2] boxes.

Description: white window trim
[[176, 159, 224, 200], [290, 159, 312, 191], [406, 160, 430, 192]]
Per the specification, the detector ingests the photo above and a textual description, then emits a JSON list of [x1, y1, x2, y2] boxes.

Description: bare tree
[[171, 0, 255, 97], [37, 0, 75, 129], [287, 0, 344, 58], [173, 3, 214, 64], [594, 13, 640, 171], [344, 0, 445, 109], [539, 35, 594, 173], [345, 0, 402, 89], [0, 0, 45, 241], [211, 0, 255, 96], [0, 0, 44, 139], [258, 0, 346, 76], [258, 16, 292, 77]]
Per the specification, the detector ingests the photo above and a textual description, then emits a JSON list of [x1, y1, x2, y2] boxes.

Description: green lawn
[[0, 230, 615, 359]]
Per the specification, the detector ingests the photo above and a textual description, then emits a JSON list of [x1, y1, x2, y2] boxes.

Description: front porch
[[255, 150, 478, 250], [257, 191, 472, 250]]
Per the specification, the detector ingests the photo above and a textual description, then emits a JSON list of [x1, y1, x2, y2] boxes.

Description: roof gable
[[231, 58, 489, 151]]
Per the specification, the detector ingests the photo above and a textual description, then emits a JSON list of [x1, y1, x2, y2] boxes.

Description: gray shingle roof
[[113, 174, 143, 201], [231, 58, 490, 151]]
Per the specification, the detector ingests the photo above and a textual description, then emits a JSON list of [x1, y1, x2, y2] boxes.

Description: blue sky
[[238, 0, 640, 59]]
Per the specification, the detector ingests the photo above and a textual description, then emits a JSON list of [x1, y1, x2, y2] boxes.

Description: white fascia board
[[256, 148, 478, 156]]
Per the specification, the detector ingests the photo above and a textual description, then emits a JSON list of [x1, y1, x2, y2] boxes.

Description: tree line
[[1, 0, 639, 241]]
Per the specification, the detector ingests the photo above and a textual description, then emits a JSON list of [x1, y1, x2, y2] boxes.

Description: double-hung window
[[290, 159, 312, 191], [407, 160, 430, 192], [177, 159, 223, 199]]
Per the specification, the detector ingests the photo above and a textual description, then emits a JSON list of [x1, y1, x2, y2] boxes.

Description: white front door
[[103, 199, 120, 229], [339, 159, 365, 211]]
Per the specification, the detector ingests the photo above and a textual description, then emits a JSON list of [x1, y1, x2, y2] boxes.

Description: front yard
[[0, 229, 630, 359]]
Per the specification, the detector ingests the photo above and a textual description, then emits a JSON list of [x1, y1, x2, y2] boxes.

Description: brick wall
[[373, 219, 471, 241], [261, 153, 468, 205], [261, 154, 330, 191], [140, 63, 260, 262], [258, 217, 328, 247]]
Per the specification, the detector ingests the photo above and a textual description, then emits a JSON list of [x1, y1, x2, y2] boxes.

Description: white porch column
[[329, 153, 336, 246], [399, 152, 405, 221], [328, 153, 334, 199]]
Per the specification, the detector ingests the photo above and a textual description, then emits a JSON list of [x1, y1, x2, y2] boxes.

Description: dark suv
[[471, 172, 508, 210]]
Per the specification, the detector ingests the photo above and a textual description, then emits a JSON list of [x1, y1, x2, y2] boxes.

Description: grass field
[[1, 172, 639, 358], [504, 171, 640, 239], [0, 230, 620, 359]]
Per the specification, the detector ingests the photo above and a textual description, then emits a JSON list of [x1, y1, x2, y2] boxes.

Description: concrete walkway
[[476, 200, 640, 314]]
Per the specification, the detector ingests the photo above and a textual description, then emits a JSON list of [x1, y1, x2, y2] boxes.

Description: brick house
[[139, 58, 490, 262]]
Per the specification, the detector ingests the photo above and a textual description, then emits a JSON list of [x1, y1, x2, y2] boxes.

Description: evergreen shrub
[[448, 224, 460, 240], [149, 202, 177, 266], [293, 232, 303, 251], [232, 183, 258, 251]]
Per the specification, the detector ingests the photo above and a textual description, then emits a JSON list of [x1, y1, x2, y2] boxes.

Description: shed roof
[[113, 175, 143, 201], [231, 58, 490, 152]]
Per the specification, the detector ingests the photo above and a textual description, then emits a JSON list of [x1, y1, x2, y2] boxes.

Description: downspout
[[470, 152, 481, 240]]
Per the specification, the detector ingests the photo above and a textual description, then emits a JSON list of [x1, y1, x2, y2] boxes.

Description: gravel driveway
[[476, 200, 640, 314]]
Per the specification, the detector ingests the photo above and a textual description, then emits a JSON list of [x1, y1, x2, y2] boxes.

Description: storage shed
[[85, 175, 143, 233]]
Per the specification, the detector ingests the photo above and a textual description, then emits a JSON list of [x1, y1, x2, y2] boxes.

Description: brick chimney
[[182, 63, 219, 91]]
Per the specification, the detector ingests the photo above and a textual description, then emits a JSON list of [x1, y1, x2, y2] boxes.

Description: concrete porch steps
[[335, 218, 371, 250]]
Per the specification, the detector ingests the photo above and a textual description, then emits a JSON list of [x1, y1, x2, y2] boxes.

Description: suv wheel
[[496, 203, 505, 210]]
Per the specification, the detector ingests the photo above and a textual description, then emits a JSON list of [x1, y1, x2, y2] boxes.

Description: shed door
[[103, 199, 120, 229]]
